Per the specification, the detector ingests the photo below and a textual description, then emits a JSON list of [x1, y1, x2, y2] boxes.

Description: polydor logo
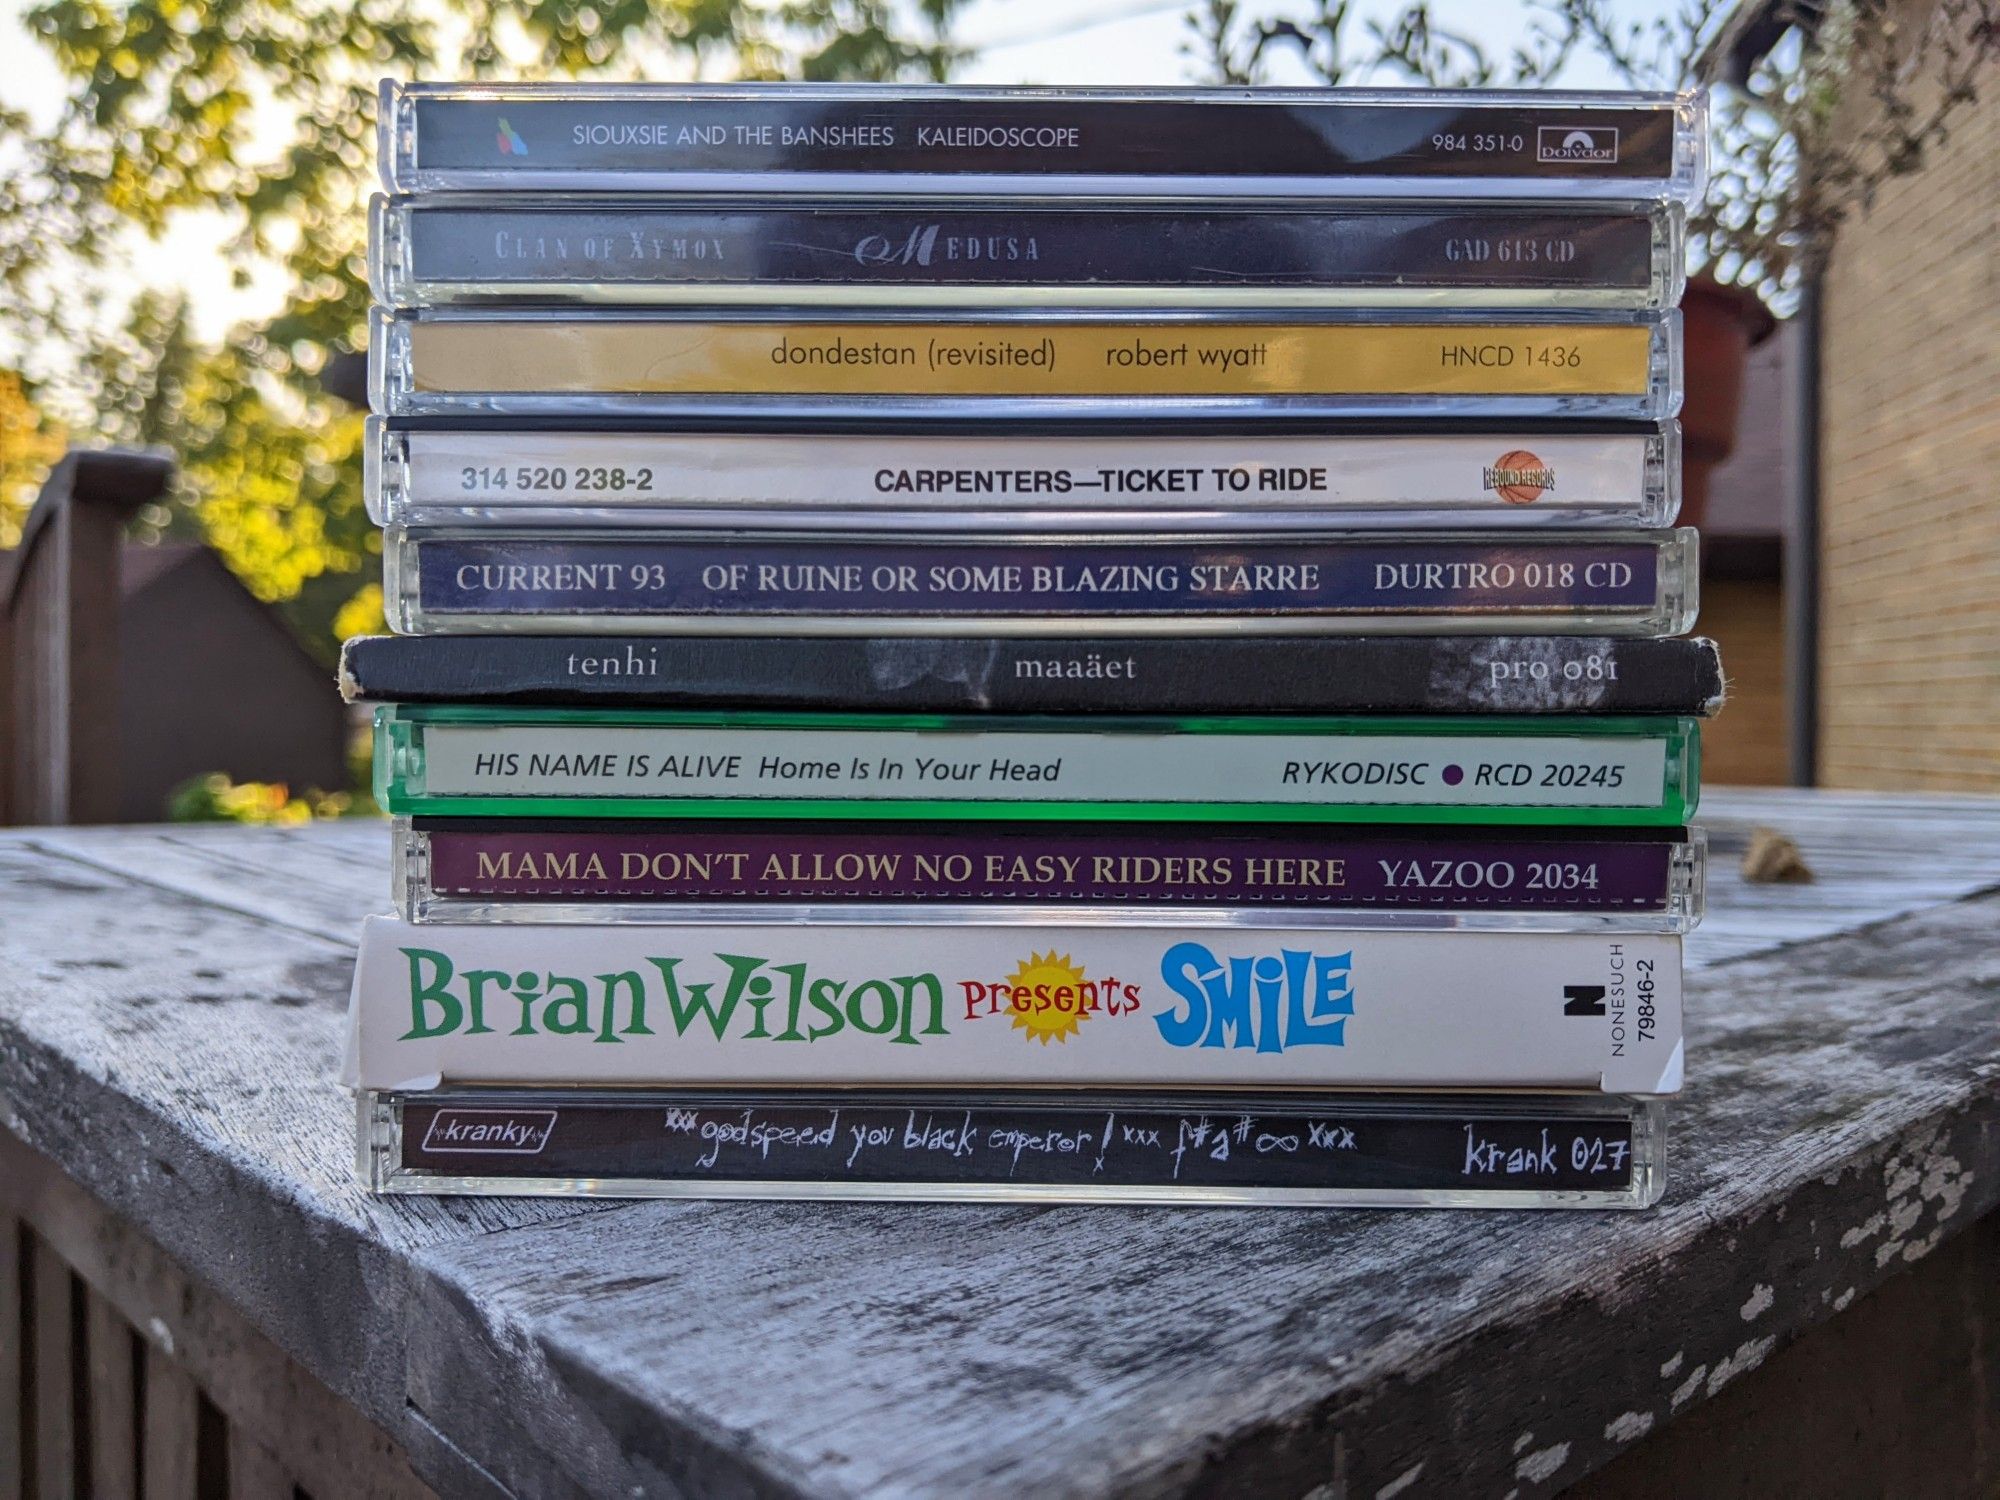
[[1538, 126, 1619, 164]]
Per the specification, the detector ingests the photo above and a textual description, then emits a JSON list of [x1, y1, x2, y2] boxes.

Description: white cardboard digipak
[[345, 915, 1683, 1095]]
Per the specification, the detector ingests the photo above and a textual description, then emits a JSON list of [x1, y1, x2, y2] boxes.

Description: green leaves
[[1183, 0, 1999, 312], [2, 0, 969, 645]]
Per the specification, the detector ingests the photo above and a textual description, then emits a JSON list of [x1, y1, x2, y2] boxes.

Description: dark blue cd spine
[[386, 529, 1696, 635]]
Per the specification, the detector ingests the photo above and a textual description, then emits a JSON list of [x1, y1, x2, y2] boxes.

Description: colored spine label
[[419, 825, 1679, 911], [404, 320, 1655, 397], [412, 535, 1664, 619], [398, 720, 1674, 812]]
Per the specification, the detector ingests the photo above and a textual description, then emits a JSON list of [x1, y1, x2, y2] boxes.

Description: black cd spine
[[340, 635, 1723, 716]]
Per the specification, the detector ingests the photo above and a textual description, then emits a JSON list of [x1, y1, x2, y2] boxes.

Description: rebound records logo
[[1483, 450, 1556, 505]]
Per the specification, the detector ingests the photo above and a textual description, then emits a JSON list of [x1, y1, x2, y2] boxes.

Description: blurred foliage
[[1, 0, 968, 644], [167, 771, 362, 823], [1185, 0, 1998, 313], [334, 579, 387, 639], [0, 371, 68, 547]]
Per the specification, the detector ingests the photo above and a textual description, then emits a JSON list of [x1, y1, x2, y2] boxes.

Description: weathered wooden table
[[3, 787, 1997, 1499]]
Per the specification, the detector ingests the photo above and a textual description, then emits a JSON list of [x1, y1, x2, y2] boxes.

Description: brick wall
[[1818, 22, 2000, 789]]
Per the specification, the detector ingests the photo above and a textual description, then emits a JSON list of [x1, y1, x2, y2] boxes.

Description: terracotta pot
[[1680, 276, 1777, 529]]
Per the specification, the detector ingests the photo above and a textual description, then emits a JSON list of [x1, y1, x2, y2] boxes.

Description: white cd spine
[[365, 417, 1680, 532], [345, 914, 1685, 1095]]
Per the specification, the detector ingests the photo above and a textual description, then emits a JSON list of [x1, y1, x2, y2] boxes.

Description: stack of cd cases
[[343, 80, 1715, 1208]]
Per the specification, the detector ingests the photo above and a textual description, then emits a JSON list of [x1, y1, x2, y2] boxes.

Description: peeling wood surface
[[1, 787, 1997, 1499]]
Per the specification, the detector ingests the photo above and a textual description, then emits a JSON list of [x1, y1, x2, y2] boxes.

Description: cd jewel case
[[391, 815, 1706, 931], [364, 417, 1682, 532], [368, 306, 1683, 422], [378, 81, 1707, 205], [370, 193, 1687, 310], [370, 705, 1702, 826], [362, 1086, 1666, 1208], [358, 76, 1703, 1212], [381, 526, 1699, 637]]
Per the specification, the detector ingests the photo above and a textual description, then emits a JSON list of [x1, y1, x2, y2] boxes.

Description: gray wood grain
[[226, 1428, 292, 1500], [141, 1342, 199, 1500], [84, 1288, 137, 1500], [0, 788, 1997, 1499], [1694, 787, 2000, 966], [30, 1237, 73, 1500]]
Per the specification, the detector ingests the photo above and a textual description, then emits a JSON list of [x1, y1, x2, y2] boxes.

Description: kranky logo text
[[420, 1108, 556, 1154]]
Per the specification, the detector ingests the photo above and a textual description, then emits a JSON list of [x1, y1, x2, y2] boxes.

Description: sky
[[0, 0, 1685, 341], [955, 0, 1665, 87]]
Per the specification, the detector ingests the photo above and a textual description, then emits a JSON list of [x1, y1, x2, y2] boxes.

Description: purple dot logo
[[1442, 764, 1465, 786]]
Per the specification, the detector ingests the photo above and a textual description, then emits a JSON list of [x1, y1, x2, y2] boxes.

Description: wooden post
[[84, 1291, 137, 1500], [140, 1344, 199, 1500], [29, 1238, 73, 1500], [1, 1213, 21, 1500], [0, 449, 173, 826]]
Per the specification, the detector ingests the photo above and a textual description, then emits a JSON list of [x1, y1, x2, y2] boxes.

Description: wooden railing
[[1, 1133, 435, 1500], [0, 449, 173, 826]]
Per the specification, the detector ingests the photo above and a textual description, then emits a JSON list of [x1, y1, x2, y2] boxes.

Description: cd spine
[[370, 706, 1702, 826], [369, 194, 1686, 311], [369, 306, 1683, 421], [364, 417, 1682, 532], [347, 915, 1685, 1093], [361, 1086, 1667, 1207], [379, 80, 1707, 204], [391, 817, 1706, 931], [337, 634, 1726, 715], [381, 526, 1700, 638]]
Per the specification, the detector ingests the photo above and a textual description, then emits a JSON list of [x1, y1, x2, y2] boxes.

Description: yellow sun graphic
[[1006, 951, 1094, 1045]]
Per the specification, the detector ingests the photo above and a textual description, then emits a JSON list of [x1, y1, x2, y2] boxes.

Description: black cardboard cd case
[[341, 634, 1724, 716]]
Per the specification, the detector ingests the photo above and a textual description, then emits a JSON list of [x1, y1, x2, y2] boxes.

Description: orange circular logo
[[1487, 449, 1554, 505]]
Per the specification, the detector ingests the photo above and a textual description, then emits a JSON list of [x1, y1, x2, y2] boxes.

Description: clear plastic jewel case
[[364, 416, 1681, 532], [380, 524, 1700, 638], [360, 1085, 1667, 1208], [368, 305, 1684, 423], [390, 814, 1706, 931], [369, 192, 1687, 310], [378, 80, 1707, 205]]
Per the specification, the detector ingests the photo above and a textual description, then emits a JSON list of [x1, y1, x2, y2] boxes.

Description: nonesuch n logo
[[1538, 126, 1619, 164], [1563, 984, 1608, 1016], [420, 1108, 556, 1154]]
